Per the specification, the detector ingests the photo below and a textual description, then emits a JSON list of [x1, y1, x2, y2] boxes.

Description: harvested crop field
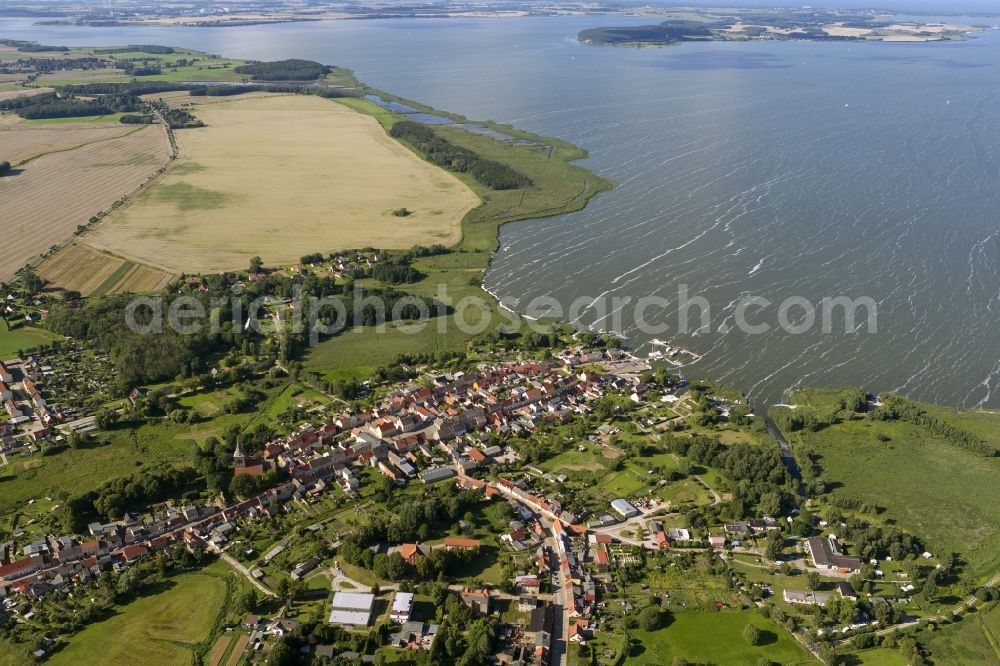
[[37, 244, 175, 296], [0, 86, 51, 102], [206, 635, 232, 666], [0, 124, 170, 281], [34, 68, 129, 83], [0, 122, 135, 164], [84, 94, 480, 273], [223, 635, 250, 666]]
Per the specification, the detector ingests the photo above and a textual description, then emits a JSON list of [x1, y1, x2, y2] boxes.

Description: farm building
[[610, 499, 639, 519], [329, 592, 375, 626], [418, 467, 456, 484], [783, 589, 834, 606], [805, 536, 862, 572]]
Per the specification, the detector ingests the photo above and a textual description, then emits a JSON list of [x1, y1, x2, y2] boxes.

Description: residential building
[[461, 587, 490, 615], [390, 592, 414, 623]]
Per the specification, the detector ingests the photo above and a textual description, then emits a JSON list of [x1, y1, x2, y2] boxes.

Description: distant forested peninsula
[[579, 21, 713, 47], [579, 8, 977, 47]]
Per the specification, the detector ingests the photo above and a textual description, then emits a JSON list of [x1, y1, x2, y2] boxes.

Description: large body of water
[[3, 15, 999, 408]]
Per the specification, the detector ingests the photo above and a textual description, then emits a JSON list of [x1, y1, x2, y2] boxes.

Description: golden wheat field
[[0, 124, 170, 281], [83, 94, 480, 273], [36, 244, 175, 296], [0, 122, 135, 164]]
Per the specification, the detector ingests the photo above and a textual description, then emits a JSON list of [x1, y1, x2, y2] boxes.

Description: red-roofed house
[[568, 620, 591, 644], [595, 547, 609, 571], [443, 537, 481, 551], [0, 556, 42, 581], [461, 588, 490, 615], [400, 543, 429, 565]]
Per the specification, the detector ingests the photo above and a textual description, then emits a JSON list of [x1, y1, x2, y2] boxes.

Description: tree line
[[93, 45, 176, 55], [57, 466, 200, 532], [0, 90, 144, 119], [20, 56, 104, 74], [0, 38, 68, 52], [233, 59, 330, 81], [871, 394, 996, 457], [389, 121, 532, 190]]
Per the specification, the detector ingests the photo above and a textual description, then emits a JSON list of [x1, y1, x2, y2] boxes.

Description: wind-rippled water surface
[[4, 15, 999, 407]]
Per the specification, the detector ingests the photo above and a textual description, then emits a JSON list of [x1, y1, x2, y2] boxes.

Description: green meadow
[[921, 601, 1000, 665], [851, 648, 909, 665], [48, 561, 231, 666], [785, 414, 1000, 581], [0, 321, 61, 358], [628, 611, 815, 665]]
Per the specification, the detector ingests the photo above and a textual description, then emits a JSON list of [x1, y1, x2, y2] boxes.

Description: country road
[[220, 551, 277, 598]]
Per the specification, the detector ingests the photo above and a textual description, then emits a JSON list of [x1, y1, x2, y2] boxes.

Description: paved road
[[544, 527, 569, 666], [328, 562, 384, 592]]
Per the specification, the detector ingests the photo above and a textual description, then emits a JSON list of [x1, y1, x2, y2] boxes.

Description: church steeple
[[233, 440, 246, 468]]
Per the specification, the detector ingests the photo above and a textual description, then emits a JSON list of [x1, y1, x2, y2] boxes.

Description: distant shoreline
[[578, 9, 982, 48]]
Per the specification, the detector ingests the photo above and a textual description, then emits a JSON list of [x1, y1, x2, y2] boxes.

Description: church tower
[[233, 440, 247, 469]]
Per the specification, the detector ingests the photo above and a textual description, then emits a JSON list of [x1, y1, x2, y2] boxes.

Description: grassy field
[[0, 320, 61, 358], [0, 87, 52, 101], [27, 47, 246, 87], [628, 611, 815, 664], [535, 440, 714, 513], [851, 648, 909, 665], [37, 244, 175, 296], [48, 563, 229, 666], [920, 602, 1000, 664], [84, 93, 479, 273], [0, 416, 239, 519], [1, 123, 170, 281], [784, 414, 1000, 581]]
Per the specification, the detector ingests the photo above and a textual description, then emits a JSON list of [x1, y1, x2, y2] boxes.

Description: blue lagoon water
[[3, 16, 999, 407]]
